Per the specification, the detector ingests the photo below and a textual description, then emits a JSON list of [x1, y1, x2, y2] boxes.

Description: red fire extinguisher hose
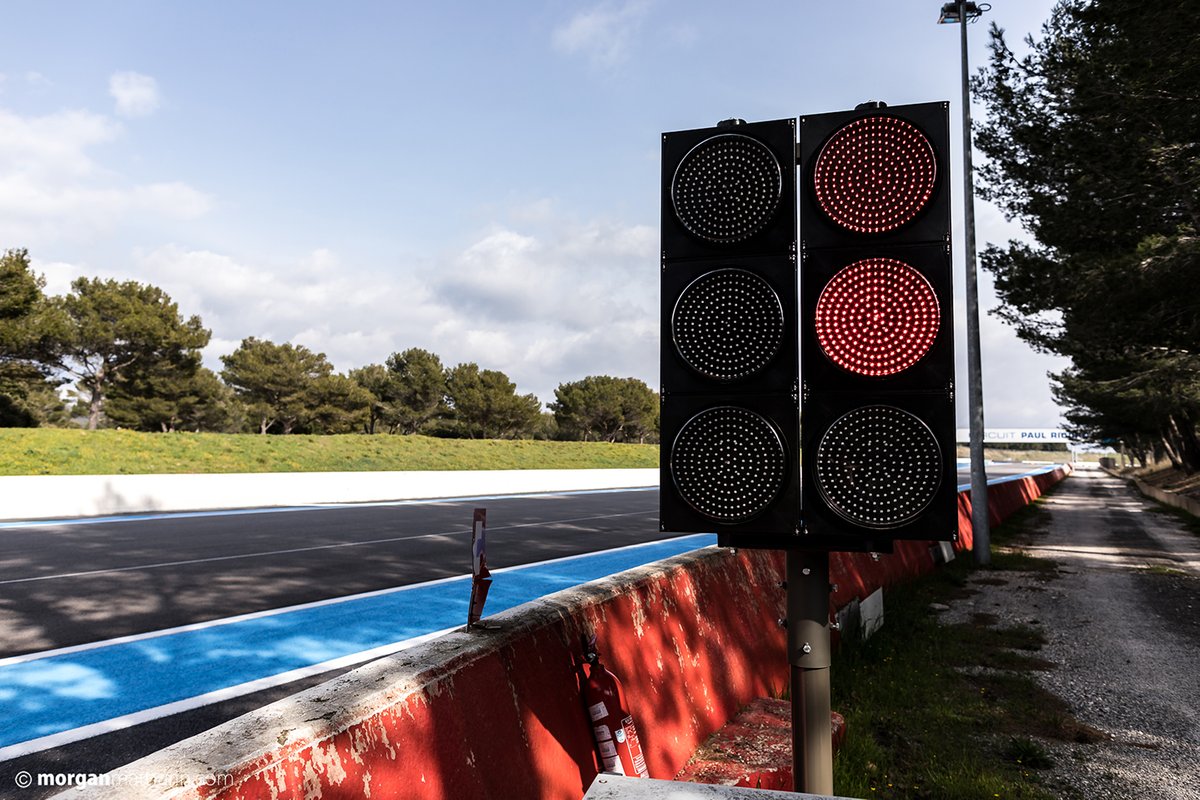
[[581, 634, 649, 778]]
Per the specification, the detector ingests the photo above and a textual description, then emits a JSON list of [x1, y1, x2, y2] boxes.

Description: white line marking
[[0, 486, 658, 530]]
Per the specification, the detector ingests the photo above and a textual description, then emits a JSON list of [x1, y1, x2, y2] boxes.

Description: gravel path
[[940, 464, 1200, 800]]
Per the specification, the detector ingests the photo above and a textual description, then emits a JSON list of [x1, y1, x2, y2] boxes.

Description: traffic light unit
[[659, 102, 958, 551], [799, 101, 958, 546], [659, 118, 801, 542]]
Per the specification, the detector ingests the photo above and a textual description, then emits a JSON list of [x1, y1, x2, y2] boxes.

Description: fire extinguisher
[[581, 634, 650, 779]]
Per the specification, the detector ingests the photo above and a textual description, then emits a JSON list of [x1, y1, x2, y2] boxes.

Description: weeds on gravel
[[1003, 737, 1055, 769], [830, 483, 1101, 799], [989, 550, 1059, 576], [985, 494, 1063, 577], [831, 570, 1074, 799]]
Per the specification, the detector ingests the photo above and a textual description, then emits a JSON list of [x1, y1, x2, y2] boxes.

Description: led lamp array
[[814, 405, 942, 529], [670, 406, 787, 523], [672, 134, 782, 244], [813, 116, 937, 234], [815, 257, 940, 376], [672, 268, 785, 381]]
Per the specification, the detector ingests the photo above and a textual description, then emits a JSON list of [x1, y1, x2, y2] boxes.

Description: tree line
[[974, 0, 1199, 471], [0, 249, 659, 442]]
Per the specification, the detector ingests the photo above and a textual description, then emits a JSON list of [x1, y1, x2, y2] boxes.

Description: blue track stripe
[[0, 533, 713, 750]]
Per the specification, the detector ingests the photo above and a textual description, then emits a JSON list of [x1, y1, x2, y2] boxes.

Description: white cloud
[[0, 174, 212, 242], [426, 216, 658, 402], [109, 71, 160, 117], [27, 258, 86, 297], [961, 193, 1070, 427], [433, 219, 655, 327], [552, 1, 651, 68], [0, 107, 118, 178], [24, 71, 52, 89], [130, 181, 211, 218], [131, 244, 448, 372], [949, 259, 1071, 428], [0, 72, 53, 95], [0, 107, 211, 242], [979, 310, 1070, 427], [116, 222, 1053, 423], [118, 212, 660, 409]]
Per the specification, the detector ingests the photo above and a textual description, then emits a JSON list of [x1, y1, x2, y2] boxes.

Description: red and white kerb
[[813, 116, 937, 234], [815, 257, 940, 377]]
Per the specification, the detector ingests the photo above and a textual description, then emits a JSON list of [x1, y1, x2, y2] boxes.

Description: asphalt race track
[[0, 487, 685, 794], [0, 462, 1042, 794], [0, 463, 1026, 658], [0, 488, 667, 657]]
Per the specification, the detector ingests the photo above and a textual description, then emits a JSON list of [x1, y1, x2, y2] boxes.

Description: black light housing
[[659, 118, 800, 540], [798, 101, 958, 546]]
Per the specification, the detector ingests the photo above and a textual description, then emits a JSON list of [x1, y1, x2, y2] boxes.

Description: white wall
[[0, 469, 659, 521]]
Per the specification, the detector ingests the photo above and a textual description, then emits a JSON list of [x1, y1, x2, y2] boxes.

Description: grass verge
[[832, 485, 1102, 799], [0, 428, 659, 475]]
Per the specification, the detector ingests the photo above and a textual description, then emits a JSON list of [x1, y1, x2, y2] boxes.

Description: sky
[[0, 0, 1070, 427]]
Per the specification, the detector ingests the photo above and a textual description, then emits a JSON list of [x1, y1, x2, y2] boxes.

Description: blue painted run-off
[[0, 533, 715, 751]]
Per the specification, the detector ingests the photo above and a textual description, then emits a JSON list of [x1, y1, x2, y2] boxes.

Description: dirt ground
[[941, 464, 1200, 799]]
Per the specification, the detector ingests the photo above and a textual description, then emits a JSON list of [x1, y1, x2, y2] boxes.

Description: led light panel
[[670, 406, 787, 522], [672, 268, 785, 381], [814, 405, 942, 529], [813, 116, 937, 234], [815, 257, 940, 376], [672, 134, 782, 243]]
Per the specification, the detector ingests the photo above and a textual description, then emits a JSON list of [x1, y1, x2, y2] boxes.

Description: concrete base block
[[674, 698, 846, 791]]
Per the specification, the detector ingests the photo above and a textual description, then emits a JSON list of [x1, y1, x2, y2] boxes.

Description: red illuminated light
[[813, 116, 937, 234], [815, 258, 940, 376]]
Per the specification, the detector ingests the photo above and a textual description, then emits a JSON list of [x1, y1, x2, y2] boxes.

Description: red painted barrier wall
[[164, 548, 794, 800], [831, 465, 1073, 609], [81, 465, 1072, 800]]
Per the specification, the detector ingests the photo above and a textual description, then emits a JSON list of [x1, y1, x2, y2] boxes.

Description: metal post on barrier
[[788, 549, 833, 794], [467, 508, 495, 630]]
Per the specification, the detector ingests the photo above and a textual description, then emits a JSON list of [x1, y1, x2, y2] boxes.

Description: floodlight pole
[[940, 0, 991, 565]]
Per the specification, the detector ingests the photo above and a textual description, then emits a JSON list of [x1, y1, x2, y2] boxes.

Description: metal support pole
[[788, 549, 832, 794], [957, 0, 991, 565]]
